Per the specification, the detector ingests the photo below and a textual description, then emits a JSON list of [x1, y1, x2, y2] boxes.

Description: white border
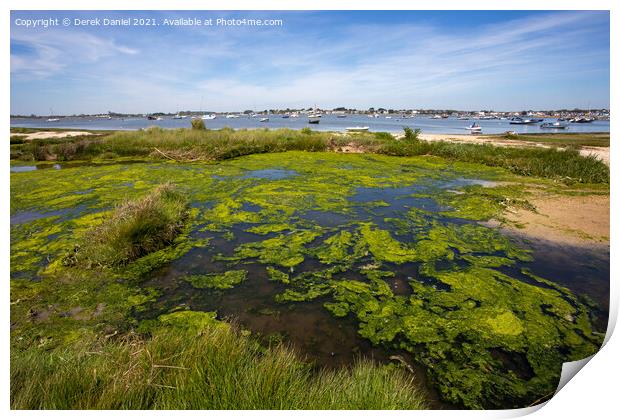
[[3, 1, 617, 419]]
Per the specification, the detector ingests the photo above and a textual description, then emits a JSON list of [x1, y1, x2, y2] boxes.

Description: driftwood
[[152, 147, 202, 162]]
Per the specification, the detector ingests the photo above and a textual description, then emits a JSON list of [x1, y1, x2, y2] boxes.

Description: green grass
[[379, 137, 609, 184], [11, 323, 428, 409], [9, 127, 609, 184], [65, 183, 189, 268]]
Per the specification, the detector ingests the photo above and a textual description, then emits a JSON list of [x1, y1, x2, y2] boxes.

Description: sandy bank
[[17, 131, 98, 140], [418, 134, 610, 166], [493, 192, 609, 247]]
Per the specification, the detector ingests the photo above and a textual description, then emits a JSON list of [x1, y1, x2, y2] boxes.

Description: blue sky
[[10, 10, 610, 114]]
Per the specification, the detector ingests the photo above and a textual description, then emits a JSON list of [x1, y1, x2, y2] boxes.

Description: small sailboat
[[46, 108, 60, 122], [346, 126, 369, 132], [202, 114, 216, 120], [173, 114, 183, 119], [259, 117, 269, 122]]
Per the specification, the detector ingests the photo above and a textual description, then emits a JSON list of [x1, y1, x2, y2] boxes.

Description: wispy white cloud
[[11, 30, 138, 79]]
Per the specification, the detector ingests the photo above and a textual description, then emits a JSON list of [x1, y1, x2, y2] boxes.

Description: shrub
[[191, 118, 206, 130], [403, 127, 421, 142]]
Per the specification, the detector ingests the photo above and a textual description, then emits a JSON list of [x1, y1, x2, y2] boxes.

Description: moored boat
[[346, 126, 369, 132], [509, 117, 535, 125], [466, 123, 482, 132], [570, 117, 594, 123], [541, 121, 568, 129]]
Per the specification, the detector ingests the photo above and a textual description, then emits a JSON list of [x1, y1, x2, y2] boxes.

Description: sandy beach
[[14, 130, 97, 141]]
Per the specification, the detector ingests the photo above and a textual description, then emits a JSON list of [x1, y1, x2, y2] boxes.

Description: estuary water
[[10, 115, 611, 135]]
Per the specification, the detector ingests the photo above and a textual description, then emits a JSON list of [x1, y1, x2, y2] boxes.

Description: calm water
[[10, 115, 610, 135]]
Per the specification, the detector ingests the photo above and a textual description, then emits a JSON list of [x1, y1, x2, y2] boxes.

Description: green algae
[[158, 310, 229, 332], [266, 266, 290, 284], [358, 223, 418, 264], [10, 151, 606, 409], [184, 270, 247, 289], [229, 229, 323, 268]]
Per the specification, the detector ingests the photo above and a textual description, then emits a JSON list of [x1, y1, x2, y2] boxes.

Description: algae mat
[[10, 152, 608, 409]]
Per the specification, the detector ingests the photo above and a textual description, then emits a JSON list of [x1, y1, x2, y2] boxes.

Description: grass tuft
[[191, 118, 206, 130], [65, 184, 189, 268]]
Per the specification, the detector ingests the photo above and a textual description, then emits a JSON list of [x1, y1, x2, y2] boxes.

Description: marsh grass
[[66, 183, 189, 268], [10, 324, 427, 409], [10, 127, 609, 183], [379, 137, 609, 184]]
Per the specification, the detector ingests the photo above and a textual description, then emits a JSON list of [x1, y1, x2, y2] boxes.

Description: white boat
[[201, 114, 216, 120], [541, 121, 568, 129], [346, 126, 369, 132], [336, 114, 347, 118], [430, 114, 443, 119], [46, 108, 60, 122], [509, 117, 535, 125], [466, 123, 482, 132], [173, 114, 183, 119], [226, 114, 240, 119], [259, 117, 269, 122], [308, 117, 320, 124], [385, 116, 392, 119], [156, 117, 163, 121]]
